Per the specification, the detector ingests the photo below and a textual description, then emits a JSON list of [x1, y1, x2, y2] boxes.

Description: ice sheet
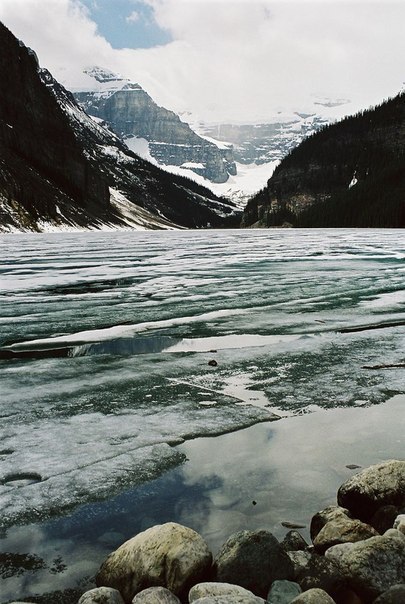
[[1, 229, 404, 528]]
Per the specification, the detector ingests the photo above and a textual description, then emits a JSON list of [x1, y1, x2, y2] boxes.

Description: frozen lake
[[0, 228, 405, 601]]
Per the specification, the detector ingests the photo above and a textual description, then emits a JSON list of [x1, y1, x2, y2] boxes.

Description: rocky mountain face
[[0, 24, 239, 232], [242, 93, 405, 228], [0, 25, 110, 231], [73, 68, 236, 184], [195, 115, 329, 165]]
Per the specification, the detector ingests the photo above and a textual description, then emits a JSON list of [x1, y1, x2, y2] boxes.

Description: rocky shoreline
[[9, 460, 405, 604]]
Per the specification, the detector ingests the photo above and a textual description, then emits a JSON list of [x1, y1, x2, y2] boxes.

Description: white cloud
[[1, 0, 404, 123], [0, 0, 114, 82], [126, 10, 140, 24]]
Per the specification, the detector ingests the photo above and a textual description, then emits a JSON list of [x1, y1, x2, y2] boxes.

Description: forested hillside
[[242, 93, 405, 228]]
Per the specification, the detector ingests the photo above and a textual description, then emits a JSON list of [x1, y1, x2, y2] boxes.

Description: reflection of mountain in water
[[73, 336, 179, 357]]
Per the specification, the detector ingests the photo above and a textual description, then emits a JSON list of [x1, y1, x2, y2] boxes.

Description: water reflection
[[1, 395, 404, 603]]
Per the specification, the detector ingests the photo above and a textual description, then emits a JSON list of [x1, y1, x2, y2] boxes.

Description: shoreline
[[1, 395, 404, 603]]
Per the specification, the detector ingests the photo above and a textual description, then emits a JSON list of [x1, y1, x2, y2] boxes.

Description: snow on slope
[[125, 136, 278, 210], [0, 189, 180, 233]]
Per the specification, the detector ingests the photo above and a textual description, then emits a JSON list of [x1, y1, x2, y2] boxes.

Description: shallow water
[[0, 228, 405, 601], [1, 395, 404, 603]]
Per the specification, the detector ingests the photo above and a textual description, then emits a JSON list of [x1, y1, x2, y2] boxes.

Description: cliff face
[[0, 24, 239, 232], [73, 68, 236, 183], [242, 93, 405, 228], [198, 117, 327, 165], [0, 23, 110, 230]]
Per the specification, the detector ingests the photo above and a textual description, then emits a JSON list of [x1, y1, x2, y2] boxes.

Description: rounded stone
[[96, 522, 212, 602], [393, 514, 405, 535], [191, 597, 264, 604], [313, 517, 378, 553], [189, 582, 264, 603], [310, 506, 352, 541], [132, 586, 181, 603], [370, 506, 400, 534], [325, 528, 405, 601], [286, 551, 347, 602], [337, 460, 405, 522], [78, 587, 125, 604], [267, 579, 302, 603], [373, 584, 405, 603], [281, 531, 309, 552], [290, 588, 335, 603], [214, 530, 294, 599]]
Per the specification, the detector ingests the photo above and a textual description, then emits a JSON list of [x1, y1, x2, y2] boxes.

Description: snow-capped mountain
[[69, 67, 356, 209], [72, 67, 236, 185], [185, 97, 355, 166], [0, 24, 239, 233]]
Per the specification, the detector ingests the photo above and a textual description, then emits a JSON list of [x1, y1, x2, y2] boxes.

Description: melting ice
[[0, 228, 405, 527]]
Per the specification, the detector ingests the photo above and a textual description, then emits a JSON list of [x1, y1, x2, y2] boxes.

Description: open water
[[0, 228, 404, 601]]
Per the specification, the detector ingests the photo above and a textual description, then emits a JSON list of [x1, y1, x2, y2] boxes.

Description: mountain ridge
[[0, 23, 239, 232], [72, 67, 237, 184], [242, 92, 405, 228]]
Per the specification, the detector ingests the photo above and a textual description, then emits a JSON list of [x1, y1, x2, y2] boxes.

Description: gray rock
[[191, 598, 264, 604], [286, 551, 347, 602], [373, 584, 405, 603], [290, 588, 336, 603], [310, 506, 352, 541], [393, 514, 405, 535], [281, 531, 309, 552], [313, 517, 378, 553], [96, 522, 212, 602], [325, 528, 405, 601], [189, 582, 264, 602], [74, 74, 236, 184], [78, 587, 125, 604], [132, 586, 181, 603], [267, 579, 302, 603], [286, 551, 312, 573], [337, 460, 405, 522], [214, 530, 294, 598], [370, 506, 400, 534]]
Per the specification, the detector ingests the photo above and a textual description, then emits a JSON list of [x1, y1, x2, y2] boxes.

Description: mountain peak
[[83, 66, 124, 84]]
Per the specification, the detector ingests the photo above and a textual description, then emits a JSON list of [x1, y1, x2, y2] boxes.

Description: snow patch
[[181, 162, 205, 170], [349, 172, 358, 189], [109, 188, 179, 231]]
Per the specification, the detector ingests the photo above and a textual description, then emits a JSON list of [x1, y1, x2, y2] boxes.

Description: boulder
[[267, 579, 302, 603], [310, 507, 352, 541], [214, 530, 294, 598], [287, 551, 347, 602], [96, 522, 212, 602], [325, 529, 405, 601], [78, 587, 125, 603], [190, 597, 263, 604], [290, 588, 336, 603], [132, 586, 181, 603], [373, 584, 405, 603], [281, 531, 309, 552], [370, 506, 400, 534], [393, 514, 405, 535], [313, 518, 378, 553], [337, 461, 405, 522], [189, 582, 264, 602]]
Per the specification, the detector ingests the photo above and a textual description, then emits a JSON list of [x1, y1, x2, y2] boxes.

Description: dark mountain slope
[[0, 22, 238, 231], [242, 93, 405, 228], [0, 23, 110, 230]]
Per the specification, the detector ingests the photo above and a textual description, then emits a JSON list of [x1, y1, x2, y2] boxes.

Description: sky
[[0, 0, 404, 123]]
